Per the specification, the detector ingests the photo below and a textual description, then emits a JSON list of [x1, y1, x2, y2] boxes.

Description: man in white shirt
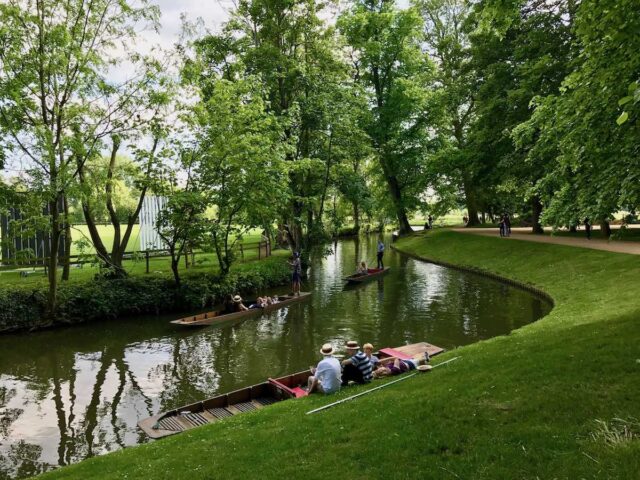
[[308, 343, 342, 394]]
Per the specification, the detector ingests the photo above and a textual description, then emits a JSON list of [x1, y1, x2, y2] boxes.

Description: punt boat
[[170, 292, 312, 327], [344, 267, 390, 284], [137, 342, 444, 439]]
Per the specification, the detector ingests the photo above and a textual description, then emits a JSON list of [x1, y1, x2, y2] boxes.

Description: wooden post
[[145, 250, 150, 274], [258, 242, 261, 260], [240, 244, 244, 261]]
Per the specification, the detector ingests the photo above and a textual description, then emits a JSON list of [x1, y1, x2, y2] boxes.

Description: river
[[0, 234, 551, 479]]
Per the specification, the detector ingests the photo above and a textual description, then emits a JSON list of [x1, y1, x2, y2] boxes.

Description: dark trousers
[[377, 252, 384, 269], [342, 363, 366, 386]]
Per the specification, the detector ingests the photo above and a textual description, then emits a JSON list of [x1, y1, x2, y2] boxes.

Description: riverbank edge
[[36, 230, 640, 480], [0, 254, 291, 334], [390, 243, 555, 306]]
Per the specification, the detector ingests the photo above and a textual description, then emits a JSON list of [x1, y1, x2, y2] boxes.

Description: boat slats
[[157, 416, 185, 431], [182, 412, 210, 427], [254, 396, 278, 407], [233, 401, 258, 413], [207, 407, 235, 419]]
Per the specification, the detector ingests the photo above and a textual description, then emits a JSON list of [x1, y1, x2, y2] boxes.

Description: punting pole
[[306, 356, 461, 415]]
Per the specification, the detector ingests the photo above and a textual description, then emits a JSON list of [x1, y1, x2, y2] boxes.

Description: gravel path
[[450, 227, 640, 255]]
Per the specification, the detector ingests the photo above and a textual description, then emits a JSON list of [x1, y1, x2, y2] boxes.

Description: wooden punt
[[137, 341, 444, 439], [345, 267, 390, 284], [170, 292, 312, 327]]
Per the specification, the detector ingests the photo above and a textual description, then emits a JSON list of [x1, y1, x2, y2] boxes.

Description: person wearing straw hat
[[232, 294, 248, 312], [308, 343, 342, 394], [341, 340, 373, 386]]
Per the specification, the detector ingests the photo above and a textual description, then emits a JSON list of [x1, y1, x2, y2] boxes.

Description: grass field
[[0, 226, 268, 287], [37, 230, 640, 479]]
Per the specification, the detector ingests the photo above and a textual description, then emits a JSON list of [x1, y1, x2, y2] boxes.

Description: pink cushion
[[379, 348, 413, 360]]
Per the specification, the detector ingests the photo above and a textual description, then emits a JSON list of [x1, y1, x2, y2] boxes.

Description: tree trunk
[[600, 220, 611, 238], [569, 224, 577, 233], [531, 196, 544, 234], [170, 251, 181, 287], [62, 195, 72, 281], [380, 158, 412, 235], [47, 197, 62, 320], [462, 173, 480, 226], [353, 201, 360, 233]]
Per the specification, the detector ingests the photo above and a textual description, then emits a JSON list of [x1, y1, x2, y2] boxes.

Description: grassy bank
[[38, 230, 640, 479], [0, 252, 291, 333]]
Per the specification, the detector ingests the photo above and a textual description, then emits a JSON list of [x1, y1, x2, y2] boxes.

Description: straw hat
[[320, 343, 335, 356], [345, 340, 360, 350], [233, 295, 243, 303], [417, 365, 433, 372]]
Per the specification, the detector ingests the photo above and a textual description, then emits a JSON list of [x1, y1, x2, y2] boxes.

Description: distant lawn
[[0, 226, 269, 287], [38, 230, 640, 479]]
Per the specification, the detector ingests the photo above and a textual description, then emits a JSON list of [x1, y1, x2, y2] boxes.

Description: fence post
[[240, 244, 244, 261], [145, 250, 150, 274], [258, 242, 261, 260]]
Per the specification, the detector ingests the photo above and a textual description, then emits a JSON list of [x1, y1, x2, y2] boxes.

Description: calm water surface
[[0, 235, 551, 479]]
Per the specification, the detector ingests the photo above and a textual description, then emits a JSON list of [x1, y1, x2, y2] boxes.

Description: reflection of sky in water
[[0, 234, 551, 479]]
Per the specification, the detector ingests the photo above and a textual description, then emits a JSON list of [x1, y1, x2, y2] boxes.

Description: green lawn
[[0, 226, 269, 287], [37, 230, 640, 479]]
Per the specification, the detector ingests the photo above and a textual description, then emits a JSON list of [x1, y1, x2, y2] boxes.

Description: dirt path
[[450, 227, 640, 255]]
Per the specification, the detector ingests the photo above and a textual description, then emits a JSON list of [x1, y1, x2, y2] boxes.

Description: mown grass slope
[[38, 230, 640, 479]]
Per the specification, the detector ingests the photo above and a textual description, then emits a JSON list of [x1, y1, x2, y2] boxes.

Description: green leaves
[[616, 111, 629, 125]]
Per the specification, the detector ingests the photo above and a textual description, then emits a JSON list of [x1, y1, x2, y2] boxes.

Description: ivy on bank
[[0, 256, 291, 333]]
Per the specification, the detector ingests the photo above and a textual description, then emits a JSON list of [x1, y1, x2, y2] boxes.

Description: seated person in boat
[[341, 340, 373, 386], [308, 343, 342, 394], [363, 343, 380, 369], [232, 295, 249, 312], [249, 296, 270, 309], [372, 354, 429, 379], [268, 296, 280, 305], [356, 261, 368, 275], [222, 294, 236, 314]]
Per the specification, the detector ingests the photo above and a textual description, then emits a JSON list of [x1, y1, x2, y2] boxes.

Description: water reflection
[[0, 235, 551, 479]]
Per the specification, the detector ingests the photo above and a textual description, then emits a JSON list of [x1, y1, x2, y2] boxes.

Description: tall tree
[[0, 0, 163, 315], [190, 0, 351, 251], [339, 0, 440, 235], [418, 0, 480, 225]]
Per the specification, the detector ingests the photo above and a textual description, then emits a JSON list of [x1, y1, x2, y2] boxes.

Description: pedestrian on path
[[584, 217, 591, 240]]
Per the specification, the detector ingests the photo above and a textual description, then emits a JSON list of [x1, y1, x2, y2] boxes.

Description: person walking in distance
[[376, 238, 385, 269], [584, 217, 591, 240]]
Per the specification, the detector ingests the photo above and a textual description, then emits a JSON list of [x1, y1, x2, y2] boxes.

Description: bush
[[0, 256, 291, 333]]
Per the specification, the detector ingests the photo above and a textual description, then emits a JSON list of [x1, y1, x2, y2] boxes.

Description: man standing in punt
[[376, 239, 385, 269]]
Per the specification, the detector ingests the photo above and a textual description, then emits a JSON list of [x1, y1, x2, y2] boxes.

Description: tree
[[189, 78, 289, 274], [190, 0, 352, 251], [338, 0, 441, 235], [156, 189, 207, 288], [517, 0, 640, 233], [465, 0, 573, 232], [0, 0, 163, 315], [418, 0, 480, 225]]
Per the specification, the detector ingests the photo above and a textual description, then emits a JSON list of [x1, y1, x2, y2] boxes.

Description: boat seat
[[379, 348, 413, 360]]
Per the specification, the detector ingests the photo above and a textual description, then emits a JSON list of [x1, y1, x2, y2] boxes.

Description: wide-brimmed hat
[[320, 343, 335, 356], [233, 295, 243, 303], [344, 340, 360, 350]]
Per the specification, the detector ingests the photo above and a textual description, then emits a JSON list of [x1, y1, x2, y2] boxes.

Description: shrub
[[0, 256, 291, 333]]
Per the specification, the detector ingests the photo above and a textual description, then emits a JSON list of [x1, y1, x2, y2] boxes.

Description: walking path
[[450, 227, 640, 255]]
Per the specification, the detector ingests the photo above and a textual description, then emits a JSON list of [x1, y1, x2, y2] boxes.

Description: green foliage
[[339, 0, 443, 233], [0, 256, 290, 333]]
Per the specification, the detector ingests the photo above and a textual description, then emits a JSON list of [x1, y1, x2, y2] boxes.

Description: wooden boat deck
[[138, 341, 444, 439], [170, 292, 312, 327]]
